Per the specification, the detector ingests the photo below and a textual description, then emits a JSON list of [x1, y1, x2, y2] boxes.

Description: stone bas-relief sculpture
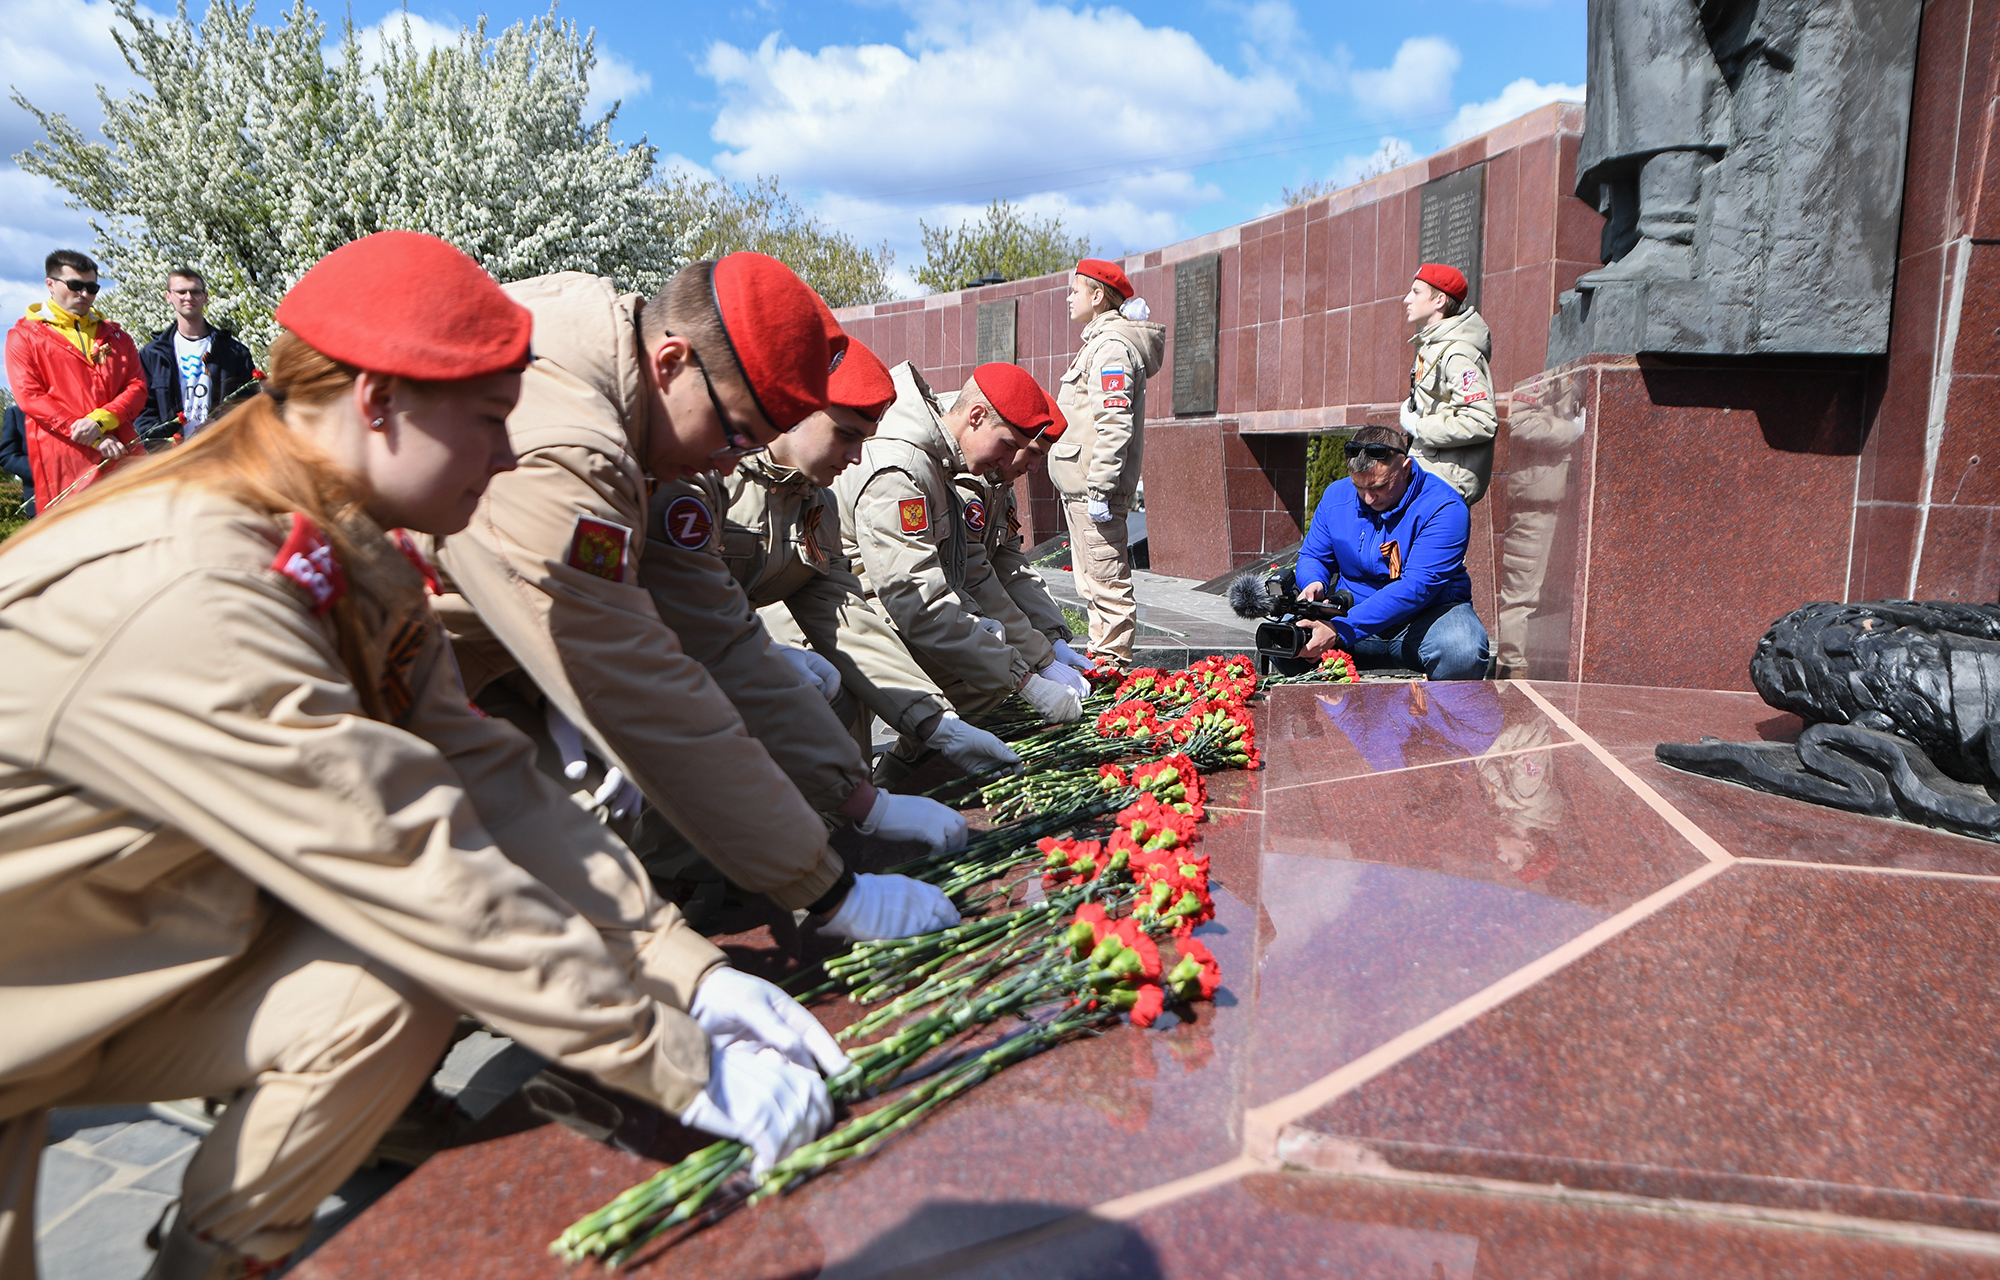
[[1658, 602, 2000, 841], [1547, 0, 1923, 364]]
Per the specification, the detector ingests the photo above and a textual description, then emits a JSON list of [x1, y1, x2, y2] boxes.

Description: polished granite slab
[[293, 681, 2000, 1277]]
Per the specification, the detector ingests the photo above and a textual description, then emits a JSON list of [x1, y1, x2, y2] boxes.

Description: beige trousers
[[1062, 498, 1137, 662], [0, 909, 456, 1274]]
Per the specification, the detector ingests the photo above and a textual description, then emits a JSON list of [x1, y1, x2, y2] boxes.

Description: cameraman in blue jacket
[[1293, 425, 1490, 680]]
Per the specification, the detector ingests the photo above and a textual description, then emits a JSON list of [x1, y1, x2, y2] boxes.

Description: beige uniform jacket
[[1407, 308, 1497, 505], [954, 473, 1067, 664], [429, 272, 841, 912], [834, 363, 1028, 702], [639, 471, 868, 817], [0, 488, 722, 1118], [1051, 312, 1167, 503], [702, 456, 948, 739]]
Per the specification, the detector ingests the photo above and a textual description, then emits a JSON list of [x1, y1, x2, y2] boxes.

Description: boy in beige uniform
[[655, 342, 1018, 776], [429, 257, 959, 944], [1050, 259, 1166, 666], [835, 362, 1091, 726], [1399, 262, 1497, 505], [0, 235, 842, 1280]]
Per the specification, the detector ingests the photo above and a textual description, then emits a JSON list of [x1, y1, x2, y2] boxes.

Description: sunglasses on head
[[1344, 442, 1407, 463], [54, 277, 100, 295]]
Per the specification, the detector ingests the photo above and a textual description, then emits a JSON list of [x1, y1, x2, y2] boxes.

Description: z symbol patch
[[662, 495, 713, 551], [899, 497, 930, 534], [567, 514, 632, 582], [271, 513, 345, 615], [964, 498, 987, 533], [1101, 366, 1128, 394]]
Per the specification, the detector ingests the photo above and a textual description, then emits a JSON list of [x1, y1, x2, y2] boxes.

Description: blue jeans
[[1350, 599, 1490, 681]]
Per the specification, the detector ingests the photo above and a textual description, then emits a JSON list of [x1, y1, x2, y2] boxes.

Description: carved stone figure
[[1657, 602, 2000, 841], [1548, 0, 1923, 363]]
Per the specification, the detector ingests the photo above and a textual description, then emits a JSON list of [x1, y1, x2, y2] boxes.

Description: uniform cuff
[[627, 923, 729, 1012], [764, 846, 847, 912]]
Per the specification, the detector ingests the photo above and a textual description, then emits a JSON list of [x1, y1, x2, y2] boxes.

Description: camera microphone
[[1228, 574, 1272, 618]]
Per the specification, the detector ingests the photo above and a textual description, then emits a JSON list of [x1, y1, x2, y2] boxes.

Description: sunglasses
[[679, 344, 771, 459], [54, 277, 100, 295], [1344, 442, 1407, 463]]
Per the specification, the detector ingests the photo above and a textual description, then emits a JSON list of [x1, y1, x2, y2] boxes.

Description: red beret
[[277, 231, 531, 381], [711, 252, 848, 431], [826, 337, 895, 421], [1414, 262, 1469, 302], [1075, 258, 1132, 302], [1038, 385, 1067, 441], [972, 363, 1055, 436]]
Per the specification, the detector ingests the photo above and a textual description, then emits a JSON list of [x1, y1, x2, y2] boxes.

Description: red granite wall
[[833, 102, 1594, 570]]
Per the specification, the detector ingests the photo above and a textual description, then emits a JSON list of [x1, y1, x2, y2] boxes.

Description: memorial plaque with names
[[1417, 164, 1486, 312], [1172, 252, 1219, 416], [975, 299, 1016, 366]]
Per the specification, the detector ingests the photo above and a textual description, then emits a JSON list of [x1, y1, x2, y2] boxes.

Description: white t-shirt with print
[[174, 330, 214, 428]]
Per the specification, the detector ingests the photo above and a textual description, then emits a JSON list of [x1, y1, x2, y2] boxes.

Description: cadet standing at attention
[[1399, 262, 1496, 505], [836, 362, 1092, 731], [1050, 259, 1165, 670], [663, 338, 1021, 777], [0, 234, 843, 1280], [426, 253, 959, 945]]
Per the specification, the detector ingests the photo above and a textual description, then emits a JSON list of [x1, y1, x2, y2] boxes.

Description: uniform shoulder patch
[[567, 514, 632, 581], [661, 494, 714, 551], [388, 528, 442, 596], [899, 496, 929, 534], [1458, 367, 1480, 392], [271, 513, 346, 616], [1103, 394, 1131, 410], [1100, 366, 1128, 394], [964, 497, 987, 533]]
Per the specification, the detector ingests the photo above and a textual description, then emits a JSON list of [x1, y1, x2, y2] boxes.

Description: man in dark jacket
[[0, 404, 32, 516], [133, 268, 256, 444]]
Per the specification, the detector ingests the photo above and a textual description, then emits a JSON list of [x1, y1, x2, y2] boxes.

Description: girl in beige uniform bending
[[0, 233, 842, 1280]]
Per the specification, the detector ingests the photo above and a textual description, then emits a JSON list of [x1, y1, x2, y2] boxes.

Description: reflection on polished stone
[[293, 682, 2000, 1278]]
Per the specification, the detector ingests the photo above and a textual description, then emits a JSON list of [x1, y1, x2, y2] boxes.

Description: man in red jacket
[[4, 250, 146, 511]]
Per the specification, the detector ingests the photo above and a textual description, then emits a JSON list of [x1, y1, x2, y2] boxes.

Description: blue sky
[[0, 0, 1585, 309]]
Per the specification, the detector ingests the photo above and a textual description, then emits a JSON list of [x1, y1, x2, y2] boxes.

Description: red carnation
[[1168, 938, 1222, 1001], [1128, 983, 1166, 1028]]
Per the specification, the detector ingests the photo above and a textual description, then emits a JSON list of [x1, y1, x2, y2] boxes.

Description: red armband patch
[[271, 513, 345, 615], [661, 494, 713, 550], [964, 498, 987, 533], [1103, 394, 1131, 410], [567, 514, 632, 582], [899, 497, 929, 534]]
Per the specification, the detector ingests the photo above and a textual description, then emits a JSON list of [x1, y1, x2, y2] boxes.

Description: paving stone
[[91, 1120, 197, 1169], [36, 1187, 171, 1280], [45, 1106, 152, 1146], [130, 1148, 195, 1195], [34, 1148, 116, 1223]]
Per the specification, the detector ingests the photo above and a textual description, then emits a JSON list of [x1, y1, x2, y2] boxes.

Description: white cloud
[[1441, 76, 1584, 144], [347, 10, 463, 67], [699, 1, 1300, 205], [1329, 136, 1416, 187], [1348, 36, 1461, 120], [1227, 0, 1345, 90], [585, 47, 651, 117]]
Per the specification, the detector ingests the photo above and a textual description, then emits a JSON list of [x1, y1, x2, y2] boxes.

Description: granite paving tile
[[948, 1172, 2000, 1279], [1294, 863, 2000, 1231], [1257, 680, 1562, 791]]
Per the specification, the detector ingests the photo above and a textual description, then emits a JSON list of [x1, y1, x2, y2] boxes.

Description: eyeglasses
[[1343, 442, 1407, 463], [685, 347, 768, 459], [53, 277, 100, 295]]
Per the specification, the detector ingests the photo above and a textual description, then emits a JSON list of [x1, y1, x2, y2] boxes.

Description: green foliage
[[915, 200, 1092, 294], [0, 479, 27, 543], [15, 0, 685, 352], [665, 174, 896, 308], [1305, 431, 1354, 516]]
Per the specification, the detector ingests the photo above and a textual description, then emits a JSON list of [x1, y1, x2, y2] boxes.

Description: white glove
[[975, 616, 1007, 640], [1051, 639, 1094, 672], [677, 1045, 831, 1174], [775, 644, 840, 704], [925, 711, 1020, 774], [1020, 672, 1084, 724], [70, 417, 103, 447], [817, 872, 962, 941], [545, 702, 590, 782], [1399, 398, 1421, 433], [1041, 660, 1092, 700], [690, 967, 850, 1076], [1086, 499, 1114, 524], [591, 767, 644, 821], [856, 789, 969, 855]]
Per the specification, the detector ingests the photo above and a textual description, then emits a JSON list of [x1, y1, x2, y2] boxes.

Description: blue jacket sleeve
[[1294, 488, 1339, 592], [1333, 498, 1469, 643]]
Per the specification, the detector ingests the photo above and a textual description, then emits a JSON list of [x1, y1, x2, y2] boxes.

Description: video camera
[[1229, 567, 1353, 661]]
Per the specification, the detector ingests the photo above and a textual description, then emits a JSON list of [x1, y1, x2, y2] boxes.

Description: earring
[[372, 417, 385, 427]]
